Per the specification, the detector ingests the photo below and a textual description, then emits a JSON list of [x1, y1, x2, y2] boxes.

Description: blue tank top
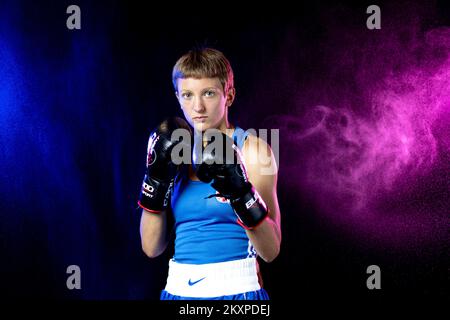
[[170, 127, 257, 264]]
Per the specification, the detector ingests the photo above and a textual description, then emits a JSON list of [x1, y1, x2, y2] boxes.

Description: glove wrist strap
[[230, 187, 268, 230]]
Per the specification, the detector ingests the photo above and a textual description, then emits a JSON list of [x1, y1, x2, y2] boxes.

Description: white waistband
[[164, 258, 260, 298]]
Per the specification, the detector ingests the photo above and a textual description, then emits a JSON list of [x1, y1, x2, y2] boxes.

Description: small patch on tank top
[[215, 191, 230, 204]]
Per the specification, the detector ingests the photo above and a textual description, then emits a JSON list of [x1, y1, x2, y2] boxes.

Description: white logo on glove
[[142, 182, 155, 193], [245, 197, 256, 209], [147, 132, 159, 166]]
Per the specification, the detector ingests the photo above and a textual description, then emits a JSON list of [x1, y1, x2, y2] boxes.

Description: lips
[[193, 116, 208, 121]]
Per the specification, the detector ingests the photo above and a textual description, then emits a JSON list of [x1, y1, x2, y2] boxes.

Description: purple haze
[[265, 21, 450, 250]]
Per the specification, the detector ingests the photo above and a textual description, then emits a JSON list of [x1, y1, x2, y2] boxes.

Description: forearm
[[245, 216, 281, 263], [140, 208, 169, 258]]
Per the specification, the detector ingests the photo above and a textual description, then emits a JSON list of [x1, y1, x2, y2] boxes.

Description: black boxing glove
[[138, 117, 192, 212], [193, 129, 268, 229]]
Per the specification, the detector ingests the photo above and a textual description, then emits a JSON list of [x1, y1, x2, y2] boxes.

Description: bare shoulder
[[241, 134, 278, 178], [241, 133, 280, 225]]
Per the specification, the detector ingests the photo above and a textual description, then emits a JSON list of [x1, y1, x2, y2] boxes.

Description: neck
[[218, 118, 235, 138]]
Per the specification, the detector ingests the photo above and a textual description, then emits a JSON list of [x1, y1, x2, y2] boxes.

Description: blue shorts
[[160, 288, 269, 300]]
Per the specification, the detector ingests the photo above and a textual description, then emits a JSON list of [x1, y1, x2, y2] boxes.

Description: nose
[[192, 96, 206, 113]]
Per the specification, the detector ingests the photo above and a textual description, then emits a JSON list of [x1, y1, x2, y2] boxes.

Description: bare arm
[[242, 135, 282, 263], [140, 208, 171, 258]]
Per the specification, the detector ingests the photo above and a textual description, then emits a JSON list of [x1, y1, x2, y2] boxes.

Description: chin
[[193, 123, 211, 132]]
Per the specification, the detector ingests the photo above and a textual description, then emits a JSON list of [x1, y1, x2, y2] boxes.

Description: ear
[[226, 87, 236, 107]]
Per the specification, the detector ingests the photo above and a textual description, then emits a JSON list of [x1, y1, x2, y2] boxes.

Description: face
[[176, 77, 234, 132]]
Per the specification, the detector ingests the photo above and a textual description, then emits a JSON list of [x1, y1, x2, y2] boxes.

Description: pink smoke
[[267, 27, 450, 249]]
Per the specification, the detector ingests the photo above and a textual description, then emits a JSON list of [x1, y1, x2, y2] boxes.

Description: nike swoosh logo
[[188, 277, 206, 286]]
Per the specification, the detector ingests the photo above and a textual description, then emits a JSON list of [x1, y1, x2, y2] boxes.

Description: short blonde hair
[[172, 48, 234, 95]]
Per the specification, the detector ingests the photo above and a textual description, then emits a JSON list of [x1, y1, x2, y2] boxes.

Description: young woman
[[138, 48, 281, 300]]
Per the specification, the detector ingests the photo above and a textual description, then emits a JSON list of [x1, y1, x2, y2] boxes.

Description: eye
[[204, 90, 216, 97], [181, 92, 192, 99]]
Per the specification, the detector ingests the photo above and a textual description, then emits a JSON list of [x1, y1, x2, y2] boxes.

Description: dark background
[[0, 0, 448, 309]]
